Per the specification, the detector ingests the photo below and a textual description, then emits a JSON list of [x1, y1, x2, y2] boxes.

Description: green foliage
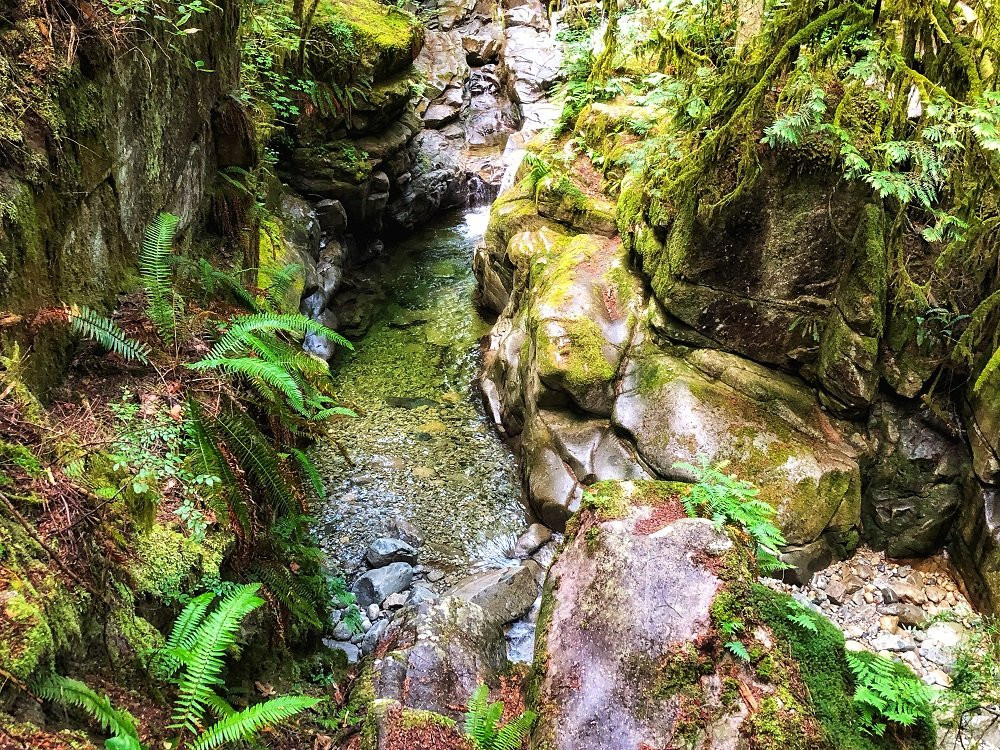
[[463, 684, 536, 750], [947, 616, 1000, 714], [33, 674, 141, 744], [36, 584, 319, 749], [750, 585, 932, 750], [726, 639, 751, 662], [845, 650, 934, 737], [674, 458, 787, 573], [192, 312, 351, 417], [67, 305, 151, 364], [784, 599, 820, 634], [139, 212, 181, 342]]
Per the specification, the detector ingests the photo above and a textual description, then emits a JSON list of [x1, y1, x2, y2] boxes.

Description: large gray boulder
[[353, 563, 414, 608], [533, 499, 736, 750], [612, 340, 864, 546]]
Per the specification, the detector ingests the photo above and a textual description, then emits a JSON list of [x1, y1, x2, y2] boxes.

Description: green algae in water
[[312, 209, 526, 581]]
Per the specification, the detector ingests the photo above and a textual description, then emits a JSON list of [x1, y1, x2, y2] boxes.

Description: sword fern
[[140, 212, 180, 341]]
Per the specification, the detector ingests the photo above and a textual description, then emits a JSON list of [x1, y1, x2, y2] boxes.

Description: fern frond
[[34, 674, 141, 741], [261, 263, 304, 313], [224, 313, 352, 351], [152, 591, 216, 680], [140, 212, 180, 340], [184, 396, 253, 533], [255, 561, 325, 629], [190, 696, 320, 750], [189, 357, 307, 413], [214, 405, 298, 517], [492, 711, 536, 750], [291, 448, 325, 499], [67, 305, 151, 364], [171, 584, 265, 734]]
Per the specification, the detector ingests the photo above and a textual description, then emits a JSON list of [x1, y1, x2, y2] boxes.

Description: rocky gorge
[[0, 0, 999, 749]]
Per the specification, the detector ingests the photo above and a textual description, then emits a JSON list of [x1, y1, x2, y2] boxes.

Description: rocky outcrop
[[533, 509, 733, 749], [863, 401, 970, 557], [477, 155, 866, 557], [475, 99, 1000, 609], [524, 480, 927, 750]]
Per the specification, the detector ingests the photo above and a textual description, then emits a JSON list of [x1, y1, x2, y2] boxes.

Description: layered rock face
[[475, 100, 995, 607]]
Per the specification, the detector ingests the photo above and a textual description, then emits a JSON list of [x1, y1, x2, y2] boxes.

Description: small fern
[[67, 305, 151, 364], [725, 640, 751, 662], [674, 457, 788, 573], [845, 649, 934, 736], [784, 599, 819, 633], [140, 212, 180, 341], [464, 684, 536, 750]]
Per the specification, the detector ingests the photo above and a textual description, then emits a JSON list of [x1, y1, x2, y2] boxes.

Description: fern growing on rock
[[67, 305, 151, 364], [674, 458, 787, 573], [464, 684, 536, 750], [36, 583, 319, 750]]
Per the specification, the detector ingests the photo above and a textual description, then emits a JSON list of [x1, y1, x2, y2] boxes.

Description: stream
[[312, 206, 529, 584]]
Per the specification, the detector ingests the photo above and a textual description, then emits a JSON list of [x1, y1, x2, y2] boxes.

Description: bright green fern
[[67, 305, 151, 364], [33, 674, 141, 745], [464, 683, 536, 750], [140, 212, 180, 341], [845, 649, 934, 737], [190, 312, 351, 417], [36, 583, 319, 749]]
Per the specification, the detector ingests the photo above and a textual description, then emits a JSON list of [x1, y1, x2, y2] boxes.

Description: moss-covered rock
[[612, 339, 863, 546], [128, 523, 230, 603]]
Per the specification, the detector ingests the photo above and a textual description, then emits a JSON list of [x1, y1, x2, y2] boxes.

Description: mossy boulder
[[128, 524, 230, 603], [529, 482, 932, 749], [308, 0, 423, 83], [612, 339, 863, 546], [531, 505, 733, 750]]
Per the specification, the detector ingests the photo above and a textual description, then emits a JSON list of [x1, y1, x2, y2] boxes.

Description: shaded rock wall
[[0, 4, 242, 393]]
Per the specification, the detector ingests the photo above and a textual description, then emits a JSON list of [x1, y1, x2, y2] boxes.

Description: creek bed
[[312, 207, 528, 583]]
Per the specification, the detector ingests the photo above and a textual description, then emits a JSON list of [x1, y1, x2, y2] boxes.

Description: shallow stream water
[[312, 207, 528, 583]]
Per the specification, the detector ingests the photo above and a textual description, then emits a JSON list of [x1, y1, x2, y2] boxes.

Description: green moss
[[400, 708, 458, 731], [128, 524, 229, 603], [745, 696, 812, 750], [580, 479, 690, 522], [309, 0, 422, 80], [750, 584, 934, 750], [537, 316, 616, 389]]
